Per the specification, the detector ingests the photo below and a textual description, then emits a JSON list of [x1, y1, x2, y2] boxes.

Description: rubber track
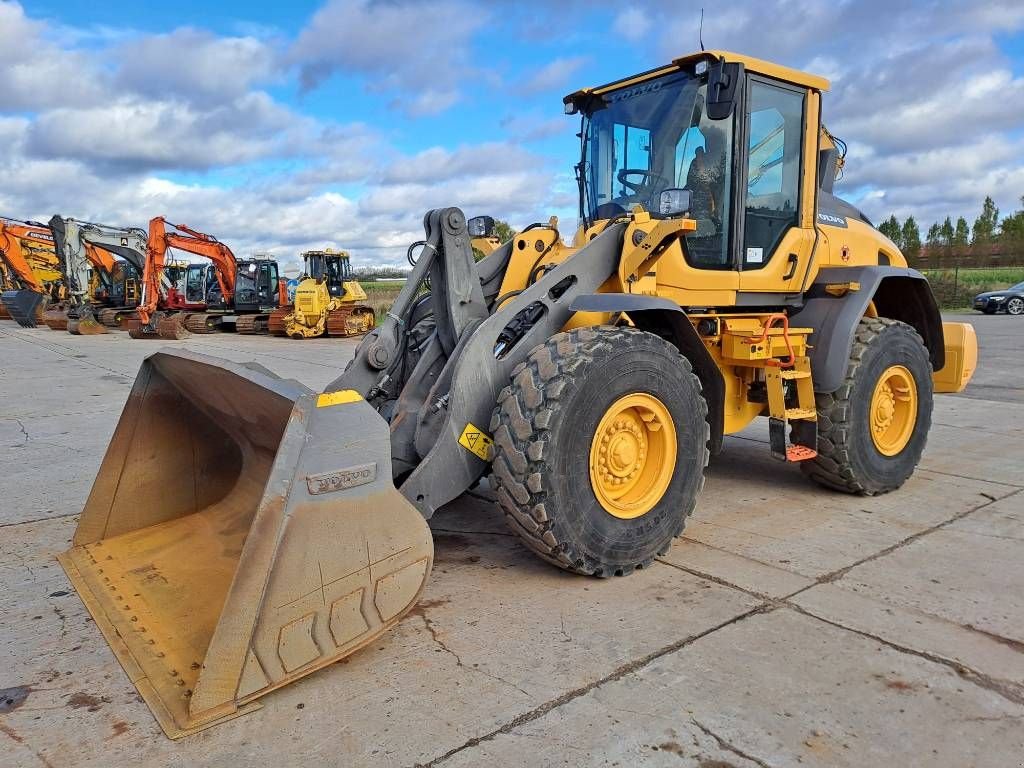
[[489, 326, 709, 576], [801, 317, 925, 495]]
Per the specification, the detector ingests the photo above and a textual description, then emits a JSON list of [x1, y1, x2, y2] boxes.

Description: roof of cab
[[564, 49, 829, 104]]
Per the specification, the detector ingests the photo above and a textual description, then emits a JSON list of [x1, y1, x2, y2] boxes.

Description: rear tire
[[490, 326, 709, 577], [802, 318, 933, 495]]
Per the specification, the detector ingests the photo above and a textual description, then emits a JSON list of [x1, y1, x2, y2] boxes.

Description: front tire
[[490, 326, 709, 577], [1006, 297, 1024, 315], [802, 318, 933, 495]]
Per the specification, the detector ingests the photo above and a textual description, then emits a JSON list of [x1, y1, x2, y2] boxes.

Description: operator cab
[[184, 263, 216, 305], [566, 51, 838, 302], [233, 258, 280, 312], [303, 250, 352, 299]]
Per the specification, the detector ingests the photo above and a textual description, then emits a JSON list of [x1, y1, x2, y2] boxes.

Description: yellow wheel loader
[[268, 249, 375, 338], [59, 50, 978, 738]]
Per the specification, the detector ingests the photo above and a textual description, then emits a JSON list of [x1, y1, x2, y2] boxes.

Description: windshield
[[580, 67, 734, 267], [1011, 282, 1024, 292], [582, 72, 702, 222]]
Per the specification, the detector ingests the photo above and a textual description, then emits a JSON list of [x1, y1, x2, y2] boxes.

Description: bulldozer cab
[[303, 249, 352, 298], [567, 51, 828, 304]]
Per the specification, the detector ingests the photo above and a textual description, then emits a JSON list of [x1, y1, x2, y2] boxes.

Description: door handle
[[783, 253, 799, 281]]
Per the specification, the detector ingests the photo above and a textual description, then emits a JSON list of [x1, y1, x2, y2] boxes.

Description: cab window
[[612, 123, 651, 198], [743, 80, 805, 269], [677, 86, 734, 269]]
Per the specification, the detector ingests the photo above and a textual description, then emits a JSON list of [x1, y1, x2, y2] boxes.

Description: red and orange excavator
[[0, 218, 63, 326], [127, 217, 237, 339]]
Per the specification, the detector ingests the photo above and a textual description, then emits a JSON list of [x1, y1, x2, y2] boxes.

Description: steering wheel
[[616, 169, 670, 202]]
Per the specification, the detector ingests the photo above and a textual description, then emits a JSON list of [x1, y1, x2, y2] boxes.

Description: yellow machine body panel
[[933, 322, 978, 394]]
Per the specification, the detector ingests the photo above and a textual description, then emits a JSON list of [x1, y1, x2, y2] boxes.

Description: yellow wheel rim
[[589, 393, 677, 519], [869, 365, 918, 456]]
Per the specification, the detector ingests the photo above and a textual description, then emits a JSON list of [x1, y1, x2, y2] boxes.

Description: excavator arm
[[0, 222, 51, 293], [137, 218, 238, 327], [166, 224, 237, 302]]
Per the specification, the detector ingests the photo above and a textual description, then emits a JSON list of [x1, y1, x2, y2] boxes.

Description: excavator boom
[[133, 217, 238, 337]]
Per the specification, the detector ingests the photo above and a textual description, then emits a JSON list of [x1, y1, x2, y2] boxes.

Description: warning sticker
[[458, 423, 495, 461], [316, 389, 363, 408]]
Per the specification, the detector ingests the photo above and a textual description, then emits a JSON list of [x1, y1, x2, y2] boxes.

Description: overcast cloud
[[0, 0, 1022, 270]]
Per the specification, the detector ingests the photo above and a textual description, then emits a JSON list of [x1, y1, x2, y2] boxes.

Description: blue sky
[[3, 1, 1024, 271]]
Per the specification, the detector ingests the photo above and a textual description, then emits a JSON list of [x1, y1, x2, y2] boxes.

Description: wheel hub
[[869, 365, 917, 456], [589, 394, 676, 519]]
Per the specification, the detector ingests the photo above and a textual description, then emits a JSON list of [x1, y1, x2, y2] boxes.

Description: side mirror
[[659, 188, 692, 218], [706, 60, 742, 121], [467, 215, 495, 238]]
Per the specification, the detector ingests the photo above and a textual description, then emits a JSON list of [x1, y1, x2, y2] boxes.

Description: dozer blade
[[58, 350, 433, 738], [1, 289, 44, 328]]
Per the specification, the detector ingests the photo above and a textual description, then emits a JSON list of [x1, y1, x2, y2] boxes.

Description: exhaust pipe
[[59, 350, 433, 737]]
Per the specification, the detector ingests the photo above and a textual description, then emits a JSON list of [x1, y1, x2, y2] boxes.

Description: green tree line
[[878, 196, 1024, 256]]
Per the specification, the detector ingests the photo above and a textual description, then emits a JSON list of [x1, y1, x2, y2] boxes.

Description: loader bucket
[[1, 289, 44, 327], [58, 350, 433, 738]]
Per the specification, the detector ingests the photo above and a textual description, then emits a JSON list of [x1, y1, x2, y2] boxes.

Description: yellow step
[[779, 369, 811, 379], [785, 407, 817, 420]]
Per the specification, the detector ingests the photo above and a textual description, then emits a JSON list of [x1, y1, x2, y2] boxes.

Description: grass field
[[360, 280, 404, 318], [922, 266, 1024, 308]]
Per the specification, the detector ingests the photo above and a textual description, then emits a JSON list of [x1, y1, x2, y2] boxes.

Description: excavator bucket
[[67, 316, 109, 335], [1, 289, 44, 327], [58, 350, 433, 738]]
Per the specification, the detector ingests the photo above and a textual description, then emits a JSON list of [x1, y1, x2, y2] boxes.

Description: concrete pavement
[[0, 313, 1021, 767]]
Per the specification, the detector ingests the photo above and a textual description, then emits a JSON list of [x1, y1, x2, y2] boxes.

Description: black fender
[[570, 293, 725, 455], [790, 266, 944, 393]]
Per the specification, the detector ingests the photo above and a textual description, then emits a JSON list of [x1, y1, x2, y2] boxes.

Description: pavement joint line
[[657, 557, 777, 602], [659, 558, 1024, 707], [677, 535, 795, 575], [932, 420, 1024, 435], [0, 330, 133, 379], [691, 717, 774, 768], [916, 466, 1024, 489], [787, 487, 1024, 594], [784, 602, 1024, 707], [0, 511, 78, 530], [414, 602, 777, 768]]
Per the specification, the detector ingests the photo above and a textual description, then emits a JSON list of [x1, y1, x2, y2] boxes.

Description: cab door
[[654, 82, 740, 307], [737, 77, 818, 294]]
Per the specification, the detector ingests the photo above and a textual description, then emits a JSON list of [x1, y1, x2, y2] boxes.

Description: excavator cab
[[232, 258, 281, 313], [184, 263, 215, 307]]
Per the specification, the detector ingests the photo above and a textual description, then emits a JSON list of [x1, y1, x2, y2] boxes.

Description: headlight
[[990, 295, 1005, 301]]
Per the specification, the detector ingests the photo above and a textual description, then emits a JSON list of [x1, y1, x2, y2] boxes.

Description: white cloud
[[0, 1, 107, 110], [613, 8, 651, 42], [25, 92, 296, 171], [519, 56, 590, 94], [290, 0, 487, 115], [114, 27, 279, 105]]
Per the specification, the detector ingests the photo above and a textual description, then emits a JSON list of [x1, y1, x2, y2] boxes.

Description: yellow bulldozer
[[269, 248, 375, 338], [58, 50, 977, 738]]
